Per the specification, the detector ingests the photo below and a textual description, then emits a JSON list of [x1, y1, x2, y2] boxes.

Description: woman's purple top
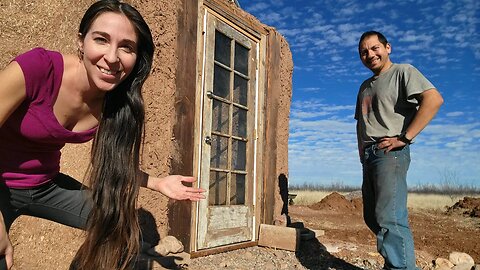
[[0, 48, 97, 188]]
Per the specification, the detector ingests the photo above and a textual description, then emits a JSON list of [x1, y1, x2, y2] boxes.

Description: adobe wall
[[276, 31, 294, 221], [1, 0, 182, 231], [0, 0, 181, 267]]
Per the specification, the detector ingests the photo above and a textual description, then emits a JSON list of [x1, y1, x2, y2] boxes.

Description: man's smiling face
[[359, 35, 392, 76]]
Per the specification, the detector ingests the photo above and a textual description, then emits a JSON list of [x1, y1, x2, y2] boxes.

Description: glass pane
[[213, 65, 230, 99], [212, 100, 230, 134], [209, 171, 227, 205], [230, 173, 245, 205], [215, 30, 231, 66], [232, 139, 246, 171], [234, 42, 249, 75], [233, 74, 248, 106], [232, 106, 247, 138], [210, 135, 228, 169]]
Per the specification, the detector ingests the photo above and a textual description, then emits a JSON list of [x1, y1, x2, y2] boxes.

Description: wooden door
[[196, 12, 259, 249]]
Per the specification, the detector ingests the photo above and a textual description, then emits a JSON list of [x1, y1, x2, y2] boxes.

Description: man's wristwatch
[[398, 131, 412, 144]]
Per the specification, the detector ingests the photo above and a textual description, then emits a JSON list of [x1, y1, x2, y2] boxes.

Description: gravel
[[187, 240, 383, 270]]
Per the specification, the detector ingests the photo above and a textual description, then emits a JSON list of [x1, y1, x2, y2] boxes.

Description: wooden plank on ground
[[257, 223, 299, 251]]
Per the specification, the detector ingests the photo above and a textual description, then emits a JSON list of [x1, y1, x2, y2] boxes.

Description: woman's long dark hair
[[70, 1, 154, 269]]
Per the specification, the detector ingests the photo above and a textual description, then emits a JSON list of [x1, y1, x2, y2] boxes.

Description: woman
[[0, 1, 204, 269]]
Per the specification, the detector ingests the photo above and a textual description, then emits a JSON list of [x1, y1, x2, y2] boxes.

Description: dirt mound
[[309, 192, 363, 212], [446, 196, 480, 218]]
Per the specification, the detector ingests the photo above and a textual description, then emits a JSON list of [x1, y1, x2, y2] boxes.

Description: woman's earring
[[77, 47, 84, 60]]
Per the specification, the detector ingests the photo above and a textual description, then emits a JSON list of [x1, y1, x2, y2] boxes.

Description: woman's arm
[[0, 61, 27, 128], [140, 172, 205, 201], [0, 212, 14, 269], [0, 60, 27, 270]]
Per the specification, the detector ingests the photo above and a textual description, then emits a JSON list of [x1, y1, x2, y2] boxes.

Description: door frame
[[191, 4, 268, 253]]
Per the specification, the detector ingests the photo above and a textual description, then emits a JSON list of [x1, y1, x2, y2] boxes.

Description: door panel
[[197, 12, 258, 249]]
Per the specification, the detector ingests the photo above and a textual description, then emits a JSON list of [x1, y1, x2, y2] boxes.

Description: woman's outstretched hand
[[148, 175, 206, 201]]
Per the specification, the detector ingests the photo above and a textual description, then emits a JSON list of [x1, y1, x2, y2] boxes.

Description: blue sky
[[239, 0, 480, 188]]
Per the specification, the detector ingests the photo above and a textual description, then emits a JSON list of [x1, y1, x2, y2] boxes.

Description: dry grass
[[290, 190, 480, 211], [289, 190, 345, 206], [406, 193, 475, 210]]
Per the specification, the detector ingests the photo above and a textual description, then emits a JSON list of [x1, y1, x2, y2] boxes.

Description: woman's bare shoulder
[[0, 61, 26, 126]]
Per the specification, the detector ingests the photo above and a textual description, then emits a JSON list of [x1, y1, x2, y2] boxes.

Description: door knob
[[206, 91, 213, 99], [205, 136, 212, 145]]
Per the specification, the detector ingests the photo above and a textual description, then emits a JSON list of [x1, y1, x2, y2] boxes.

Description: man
[[355, 31, 443, 270]]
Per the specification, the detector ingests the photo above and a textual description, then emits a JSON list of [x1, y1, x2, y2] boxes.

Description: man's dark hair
[[359, 31, 389, 49]]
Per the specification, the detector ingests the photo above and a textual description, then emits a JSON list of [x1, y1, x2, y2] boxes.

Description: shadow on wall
[[137, 208, 188, 269], [139, 207, 161, 247], [278, 173, 291, 225]]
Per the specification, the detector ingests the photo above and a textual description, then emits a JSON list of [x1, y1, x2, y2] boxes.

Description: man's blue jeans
[[362, 144, 418, 270]]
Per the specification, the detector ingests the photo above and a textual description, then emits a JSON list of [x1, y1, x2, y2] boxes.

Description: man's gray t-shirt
[[355, 63, 435, 148]]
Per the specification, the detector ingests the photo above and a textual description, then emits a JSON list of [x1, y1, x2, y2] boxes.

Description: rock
[[137, 251, 190, 269], [344, 190, 362, 200], [264, 262, 276, 270], [434, 257, 455, 269], [273, 249, 284, 258], [220, 259, 229, 267], [452, 263, 475, 270], [243, 251, 254, 260], [147, 235, 184, 257], [322, 243, 340, 253], [449, 252, 475, 267], [364, 258, 377, 267], [435, 267, 454, 270], [312, 229, 325, 237]]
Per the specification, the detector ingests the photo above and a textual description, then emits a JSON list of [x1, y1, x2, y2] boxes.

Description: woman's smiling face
[[78, 12, 138, 92]]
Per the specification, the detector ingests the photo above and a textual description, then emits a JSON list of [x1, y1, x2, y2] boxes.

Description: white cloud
[[446, 111, 464, 117], [298, 87, 323, 92], [278, 28, 303, 37], [365, 1, 388, 9], [246, 2, 270, 13], [399, 31, 434, 44], [331, 55, 343, 62]]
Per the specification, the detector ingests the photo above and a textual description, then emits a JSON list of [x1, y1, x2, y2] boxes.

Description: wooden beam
[[203, 0, 267, 39], [262, 30, 282, 225], [190, 241, 257, 258], [168, 0, 199, 252]]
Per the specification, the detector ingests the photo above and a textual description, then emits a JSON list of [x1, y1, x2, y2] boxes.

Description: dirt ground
[[285, 193, 480, 269], [190, 193, 480, 270], [8, 192, 480, 269]]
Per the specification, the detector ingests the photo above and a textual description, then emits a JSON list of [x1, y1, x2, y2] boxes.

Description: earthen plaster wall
[[275, 32, 293, 220], [1, 0, 183, 231], [0, 0, 182, 267]]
